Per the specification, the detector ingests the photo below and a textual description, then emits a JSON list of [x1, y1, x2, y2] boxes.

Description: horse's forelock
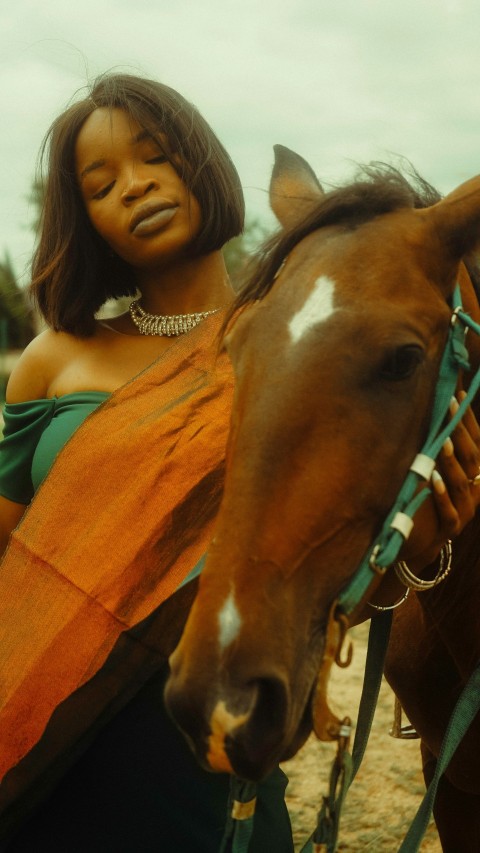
[[226, 162, 443, 328]]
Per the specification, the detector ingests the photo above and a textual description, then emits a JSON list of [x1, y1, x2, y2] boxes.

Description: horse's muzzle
[[164, 658, 293, 780]]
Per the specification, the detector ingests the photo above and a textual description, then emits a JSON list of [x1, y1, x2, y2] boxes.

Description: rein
[[220, 283, 480, 853]]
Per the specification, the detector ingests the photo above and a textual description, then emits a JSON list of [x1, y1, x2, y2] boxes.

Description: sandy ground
[[283, 623, 441, 852]]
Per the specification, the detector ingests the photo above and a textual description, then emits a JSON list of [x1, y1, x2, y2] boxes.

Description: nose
[[121, 174, 159, 205]]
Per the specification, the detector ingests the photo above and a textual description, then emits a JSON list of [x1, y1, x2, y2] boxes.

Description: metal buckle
[[369, 544, 388, 575], [451, 305, 462, 326]]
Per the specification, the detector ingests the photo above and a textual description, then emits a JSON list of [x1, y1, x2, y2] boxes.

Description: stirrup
[[389, 695, 420, 740]]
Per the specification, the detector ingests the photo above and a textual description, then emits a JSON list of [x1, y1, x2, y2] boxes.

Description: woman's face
[[75, 107, 202, 270]]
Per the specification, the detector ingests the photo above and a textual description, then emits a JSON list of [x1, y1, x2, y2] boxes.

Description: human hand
[[399, 391, 480, 569]]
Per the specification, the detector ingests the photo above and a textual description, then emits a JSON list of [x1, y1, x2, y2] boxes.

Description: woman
[[0, 72, 477, 852], [0, 73, 292, 852]]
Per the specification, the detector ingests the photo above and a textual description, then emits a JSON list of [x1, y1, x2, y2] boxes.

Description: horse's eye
[[380, 345, 424, 381]]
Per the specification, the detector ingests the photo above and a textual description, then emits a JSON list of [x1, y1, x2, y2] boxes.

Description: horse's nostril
[[248, 675, 289, 740], [208, 674, 291, 781]]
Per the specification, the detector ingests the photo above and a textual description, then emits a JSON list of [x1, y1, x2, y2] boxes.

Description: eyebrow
[[79, 130, 162, 182], [133, 129, 153, 144], [80, 160, 106, 181]]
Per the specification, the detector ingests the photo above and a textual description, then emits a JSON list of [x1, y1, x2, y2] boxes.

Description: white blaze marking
[[289, 275, 337, 344], [218, 591, 242, 651], [207, 700, 249, 772]]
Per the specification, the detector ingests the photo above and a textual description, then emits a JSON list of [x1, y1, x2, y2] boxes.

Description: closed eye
[[379, 344, 425, 381], [146, 155, 168, 164], [92, 182, 115, 200]]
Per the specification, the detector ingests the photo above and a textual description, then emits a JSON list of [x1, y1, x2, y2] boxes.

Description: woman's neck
[[134, 251, 234, 315]]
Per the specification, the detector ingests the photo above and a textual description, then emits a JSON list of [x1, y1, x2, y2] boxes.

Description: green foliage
[[0, 255, 35, 349], [223, 218, 270, 287], [27, 178, 45, 236]]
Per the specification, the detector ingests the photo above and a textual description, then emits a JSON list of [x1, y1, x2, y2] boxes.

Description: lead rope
[[218, 610, 394, 853], [219, 777, 258, 853], [307, 724, 353, 853], [300, 611, 392, 853], [218, 605, 478, 853], [398, 662, 480, 852]]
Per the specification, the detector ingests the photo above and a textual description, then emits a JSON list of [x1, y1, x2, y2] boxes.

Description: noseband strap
[[338, 284, 480, 617]]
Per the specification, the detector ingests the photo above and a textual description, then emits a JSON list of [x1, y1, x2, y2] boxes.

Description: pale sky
[[1, 0, 479, 283]]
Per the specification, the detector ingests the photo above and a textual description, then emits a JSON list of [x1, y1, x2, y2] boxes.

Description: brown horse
[[165, 147, 480, 849]]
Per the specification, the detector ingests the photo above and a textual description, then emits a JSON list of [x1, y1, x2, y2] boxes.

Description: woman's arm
[[6, 330, 53, 404], [0, 333, 55, 557]]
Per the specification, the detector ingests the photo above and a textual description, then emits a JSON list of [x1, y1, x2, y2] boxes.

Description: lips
[[130, 200, 178, 235]]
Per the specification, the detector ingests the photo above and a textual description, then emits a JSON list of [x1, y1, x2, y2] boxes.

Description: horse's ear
[[429, 176, 480, 263], [269, 145, 324, 229]]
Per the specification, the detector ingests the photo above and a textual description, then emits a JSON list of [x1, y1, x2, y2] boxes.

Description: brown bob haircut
[[31, 73, 245, 336]]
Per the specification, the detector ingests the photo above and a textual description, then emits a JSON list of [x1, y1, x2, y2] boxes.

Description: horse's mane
[[227, 162, 480, 323]]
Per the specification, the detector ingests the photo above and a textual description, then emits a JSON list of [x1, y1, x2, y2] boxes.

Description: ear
[[430, 175, 480, 260], [269, 144, 324, 230]]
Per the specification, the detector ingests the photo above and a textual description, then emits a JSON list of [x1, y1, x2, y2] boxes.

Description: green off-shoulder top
[[0, 392, 110, 504]]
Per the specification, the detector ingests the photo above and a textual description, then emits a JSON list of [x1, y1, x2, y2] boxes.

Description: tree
[[0, 255, 35, 349], [223, 218, 270, 288], [27, 178, 45, 236]]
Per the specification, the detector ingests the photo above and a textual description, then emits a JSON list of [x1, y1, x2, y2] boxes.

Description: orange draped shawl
[[0, 313, 234, 835]]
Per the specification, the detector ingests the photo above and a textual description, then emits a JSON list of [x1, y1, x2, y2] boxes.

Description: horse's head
[[165, 147, 480, 781]]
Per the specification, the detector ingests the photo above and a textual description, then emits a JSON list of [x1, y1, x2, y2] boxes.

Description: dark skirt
[[3, 667, 293, 852]]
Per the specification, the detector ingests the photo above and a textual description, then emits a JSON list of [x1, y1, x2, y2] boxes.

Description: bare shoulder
[[6, 328, 85, 404]]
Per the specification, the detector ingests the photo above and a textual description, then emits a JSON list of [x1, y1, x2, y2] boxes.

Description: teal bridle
[[337, 282, 480, 618], [302, 281, 480, 853]]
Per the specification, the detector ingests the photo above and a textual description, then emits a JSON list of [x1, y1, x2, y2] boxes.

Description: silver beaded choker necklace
[[129, 299, 221, 337]]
